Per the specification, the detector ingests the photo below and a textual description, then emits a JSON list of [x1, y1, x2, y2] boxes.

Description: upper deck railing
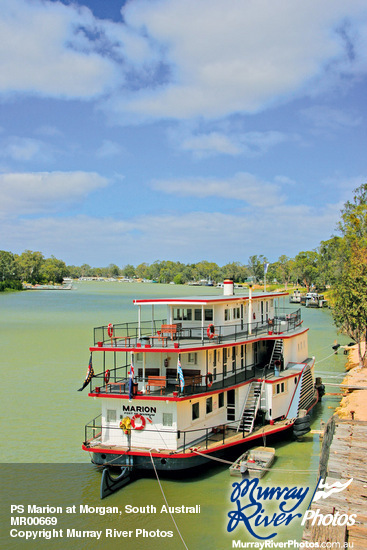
[[93, 308, 302, 349]]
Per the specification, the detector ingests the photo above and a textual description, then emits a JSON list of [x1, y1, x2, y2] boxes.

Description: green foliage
[[332, 183, 367, 365], [293, 250, 319, 291]]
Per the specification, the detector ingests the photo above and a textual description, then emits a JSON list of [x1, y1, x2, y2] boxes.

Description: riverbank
[[335, 343, 367, 421], [302, 343, 367, 548]]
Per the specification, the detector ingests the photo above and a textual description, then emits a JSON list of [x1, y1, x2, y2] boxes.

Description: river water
[[0, 282, 351, 549]]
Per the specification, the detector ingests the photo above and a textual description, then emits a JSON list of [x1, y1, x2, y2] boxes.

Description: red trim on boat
[[89, 328, 309, 354]]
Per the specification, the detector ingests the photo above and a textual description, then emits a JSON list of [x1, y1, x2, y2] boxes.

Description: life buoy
[[131, 414, 146, 430], [207, 324, 215, 339], [119, 417, 131, 434], [107, 323, 114, 337], [206, 372, 213, 388], [104, 369, 110, 384]]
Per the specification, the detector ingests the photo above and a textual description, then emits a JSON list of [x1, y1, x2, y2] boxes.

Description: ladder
[[269, 339, 283, 370], [237, 379, 264, 434]]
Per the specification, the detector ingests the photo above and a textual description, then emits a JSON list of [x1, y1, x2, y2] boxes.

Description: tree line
[[1, 184, 367, 362]]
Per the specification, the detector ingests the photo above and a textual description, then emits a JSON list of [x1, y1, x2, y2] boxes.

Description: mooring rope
[[149, 449, 189, 550], [191, 449, 319, 473], [314, 351, 340, 365]]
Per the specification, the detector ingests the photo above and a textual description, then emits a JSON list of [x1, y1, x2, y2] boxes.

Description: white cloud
[[0, 201, 341, 265], [1, 0, 366, 122], [179, 130, 288, 157], [0, 0, 122, 98], [0, 171, 109, 216], [0, 136, 53, 162], [110, 0, 367, 121], [151, 172, 285, 208], [96, 140, 125, 158], [300, 105, 363, 131]]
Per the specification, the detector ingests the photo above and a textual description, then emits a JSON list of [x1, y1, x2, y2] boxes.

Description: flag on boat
[[264, 263, 269, 274], [128, 352, 135, 400], [177, 355, 184, 391], [78, 353, 94, 391]]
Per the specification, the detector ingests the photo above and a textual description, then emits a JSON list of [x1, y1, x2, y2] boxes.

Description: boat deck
[[85, 418, 294, 458], [91, 364, 305, 398]]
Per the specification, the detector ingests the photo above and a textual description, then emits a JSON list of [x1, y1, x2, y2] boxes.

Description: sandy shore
[[335, 343, 367, 421]]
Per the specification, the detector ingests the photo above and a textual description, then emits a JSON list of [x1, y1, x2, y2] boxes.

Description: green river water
[[0, 282, 351, 549]]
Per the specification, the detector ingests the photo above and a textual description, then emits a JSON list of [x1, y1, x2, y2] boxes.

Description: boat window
[[192, 402, 200, 421], [194, 309, 202, 321], [206, 397, 213, 414], [213, 349, 217, 367], [224, 308, 231, 321], [173, 308, 192, 321], [233, 307, 240, 319], [106, 409, 117, 423], [218, 392, 224, 408], [163, 413, 173, 427], [188, 352, 198, 364], [135, 353, 143, 363], [204, 309, 213, 321]]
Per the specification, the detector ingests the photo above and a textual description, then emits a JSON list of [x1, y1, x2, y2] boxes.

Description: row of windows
[[272, 380, 288, 395], [173, 308, 213, 321], [224, 307, 241, 321], [192, 392, 224, 421]]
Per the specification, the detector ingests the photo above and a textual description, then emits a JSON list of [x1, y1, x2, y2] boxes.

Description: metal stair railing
[[269, 339, 283, 369], [237, 364, 267, 434]]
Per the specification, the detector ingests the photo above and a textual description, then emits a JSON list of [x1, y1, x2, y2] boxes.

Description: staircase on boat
[[237, 340, 284, 435], [269, 339, 283, 370], [237, 380, 264, 434]]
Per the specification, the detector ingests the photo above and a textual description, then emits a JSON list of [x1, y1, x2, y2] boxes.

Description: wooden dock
[[302, 416, 367, 549]]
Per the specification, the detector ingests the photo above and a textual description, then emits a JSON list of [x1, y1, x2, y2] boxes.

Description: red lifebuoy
[[107, 323, 114, 337], [104, 369, 110, 384], [131, 414, 146, 430], [206, 372, 213, 388], [207, 324, 215, 339]]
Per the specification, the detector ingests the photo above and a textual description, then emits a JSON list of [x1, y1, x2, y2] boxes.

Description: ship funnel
[[223, 279, 234, 296]]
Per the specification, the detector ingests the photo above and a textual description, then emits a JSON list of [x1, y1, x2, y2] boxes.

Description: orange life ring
[[207, 324, 215, 339], [206, 372, 213, 388], [107, 323, 114, 337], [131, 414, 146, 430], [104, 369, 110, 384]]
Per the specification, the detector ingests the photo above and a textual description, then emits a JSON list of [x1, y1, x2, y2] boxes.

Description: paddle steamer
[[81, 280, 320, 480]]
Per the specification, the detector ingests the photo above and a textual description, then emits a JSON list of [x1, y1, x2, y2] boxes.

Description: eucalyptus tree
[[332, 183, 367, 366]]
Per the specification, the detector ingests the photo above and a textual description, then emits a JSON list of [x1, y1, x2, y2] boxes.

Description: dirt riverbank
[[335, 343, 367, 421]]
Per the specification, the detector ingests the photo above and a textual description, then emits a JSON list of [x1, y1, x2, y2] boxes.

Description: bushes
[[0, 280, 23, 292]]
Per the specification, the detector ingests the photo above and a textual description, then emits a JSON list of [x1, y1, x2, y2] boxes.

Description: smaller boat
[[230, 446, 275, 478], [305, 293, 328, 308], [229, 451, 249, 477], [289, 289, 302, 303], [246, 446, 275, 478]]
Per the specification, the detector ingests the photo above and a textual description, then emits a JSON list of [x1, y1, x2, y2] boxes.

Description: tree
[[0, 250, 19, 281], [247, 255, 268, 282], [293, 251, 319, 291], [41, 256, 69, 284], [274, 255, 294, 289], [123, 264, 136, 278], [16, 250, 45, 283], [332, 184, 367, 366]]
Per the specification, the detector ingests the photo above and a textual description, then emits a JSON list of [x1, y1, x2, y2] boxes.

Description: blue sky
[[0, 0, 366, 267]]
